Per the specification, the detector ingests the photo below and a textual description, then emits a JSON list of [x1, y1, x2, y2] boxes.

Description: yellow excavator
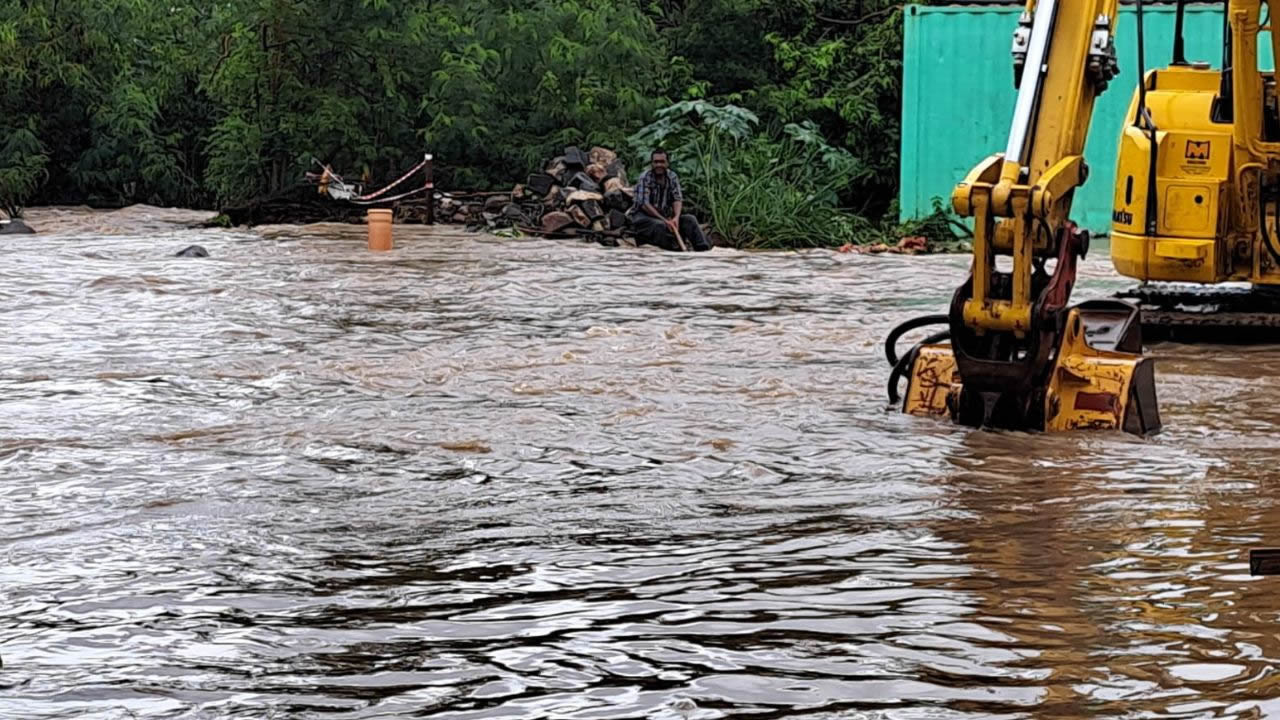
[[889, 0, 1280, 434], [1112, 0, 1280, 337]]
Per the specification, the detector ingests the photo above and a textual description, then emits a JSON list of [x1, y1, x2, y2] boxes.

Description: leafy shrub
[[629, 100, 870, 249]]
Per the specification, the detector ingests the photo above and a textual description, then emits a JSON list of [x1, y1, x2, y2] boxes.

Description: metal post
[[424, 153, 435, 225], [1172, 0, 1189, 65]]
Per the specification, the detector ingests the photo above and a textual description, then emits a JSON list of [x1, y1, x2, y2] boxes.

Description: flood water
[[4, 205, 1280, 719]]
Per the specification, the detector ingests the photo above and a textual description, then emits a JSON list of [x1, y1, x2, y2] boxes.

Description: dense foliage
[[0, 0, 941, 248]]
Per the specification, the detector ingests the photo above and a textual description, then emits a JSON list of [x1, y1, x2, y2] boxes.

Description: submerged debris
[[175, 244, 209, 258]]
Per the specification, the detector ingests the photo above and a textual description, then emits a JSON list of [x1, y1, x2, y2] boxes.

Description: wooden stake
[[672, 219, 690, 252]]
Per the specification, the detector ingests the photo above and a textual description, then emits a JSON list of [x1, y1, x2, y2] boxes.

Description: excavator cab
[[887, 0, 1162, 435]]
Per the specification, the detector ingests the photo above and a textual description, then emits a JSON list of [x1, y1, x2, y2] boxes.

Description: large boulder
[[0, 219, 35, 235], [589, 147, 618, 167], [586, 163, 608, 183], [545, 156, 569, 183], [568, 206, 592, 228], [564, 146, 588, 168], [605, 159, 628, 183], [565, 190, 603, 204], [483, 194, 510, 213], [604, 189, 631, 212], [580, 199, 605, 221], [568, 172, 600, 193], [175, 244, 209, 258], [527, 173, 556, 196], [544, 186, 568, 207], [501, 203, 526, 224], [542, 211, 574, 233]]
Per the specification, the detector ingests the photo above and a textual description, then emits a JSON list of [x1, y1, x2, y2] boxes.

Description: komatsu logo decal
[[1113, 209, 1133, 225], [1185, 140, 1211, 161]]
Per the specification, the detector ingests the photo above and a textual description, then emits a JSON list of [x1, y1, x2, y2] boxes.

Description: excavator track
[[1115, 284, 1280, 342]]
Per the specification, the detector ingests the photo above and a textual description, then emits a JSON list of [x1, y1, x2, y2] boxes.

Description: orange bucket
[[367, 209, 393, 251]]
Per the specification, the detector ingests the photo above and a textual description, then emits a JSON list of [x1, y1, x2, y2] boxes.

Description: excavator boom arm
[[889, 0, 1160, 436]]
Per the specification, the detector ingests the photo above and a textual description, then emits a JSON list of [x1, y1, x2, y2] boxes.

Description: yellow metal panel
[[1112, 127, 1153, 235], [1110, 230, 1148, 280], [1149, 238, 1219, 282], [962, 298, 1033, 334], [903, 345, 958, 418], [1160, 185, 1215, 235], [1043, 309, 1142, 432], [1154, 239, 1207, 259], [1156, 133, 1231, 179], [1147, 65, 1226, 92]]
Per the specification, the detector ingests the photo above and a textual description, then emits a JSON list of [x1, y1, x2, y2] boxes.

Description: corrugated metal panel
[[899, 5, 1273, 233]]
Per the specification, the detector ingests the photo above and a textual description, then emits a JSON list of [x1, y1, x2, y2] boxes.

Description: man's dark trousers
[[631, 214, 712, 252]]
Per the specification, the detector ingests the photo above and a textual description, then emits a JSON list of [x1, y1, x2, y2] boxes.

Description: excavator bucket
[[899, 300, 1161, 435]]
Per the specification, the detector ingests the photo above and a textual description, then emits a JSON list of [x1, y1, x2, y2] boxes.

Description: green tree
[[2, 0, 923, 246]]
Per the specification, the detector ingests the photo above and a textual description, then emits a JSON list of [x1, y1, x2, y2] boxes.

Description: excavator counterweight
[[1109, 0, 1280, 342]]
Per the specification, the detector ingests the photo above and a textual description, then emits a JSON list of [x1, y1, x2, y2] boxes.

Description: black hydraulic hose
[[1172, 0, 1188, 65], [884, 314, 950, 367], [1260, 182, 1280, 266], [1135, 0, 1148, 127], [1135, 0, 1160, 237], [887, 329, 951, 405], [1221, 4, 1233, 112]]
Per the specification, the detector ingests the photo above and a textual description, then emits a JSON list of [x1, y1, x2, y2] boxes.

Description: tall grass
[[683, 128, 872, 249], [628, 101, 963, 250], [0, 127, 48, 218]]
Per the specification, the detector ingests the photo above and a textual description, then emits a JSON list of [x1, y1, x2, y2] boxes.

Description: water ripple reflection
[[3, 207, 1280, 719]]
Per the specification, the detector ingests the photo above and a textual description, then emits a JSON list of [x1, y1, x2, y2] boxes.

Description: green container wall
[[899, 4, 1274, 233]]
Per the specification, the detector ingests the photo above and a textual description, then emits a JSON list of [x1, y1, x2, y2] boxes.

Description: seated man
[[628, 149, 712, 252]]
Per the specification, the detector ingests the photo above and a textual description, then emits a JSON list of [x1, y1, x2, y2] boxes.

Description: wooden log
[[607, 209, 628, 230], [603, 177, 624, 194], [568, 206, 591, 228], [586, 163, 608, 183]]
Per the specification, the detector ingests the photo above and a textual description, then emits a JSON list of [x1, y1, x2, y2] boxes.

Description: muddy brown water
[[3, 205, 1280, 719]]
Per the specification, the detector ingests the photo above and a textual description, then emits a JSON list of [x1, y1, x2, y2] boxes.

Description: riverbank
[[16, 204, 971, 255]]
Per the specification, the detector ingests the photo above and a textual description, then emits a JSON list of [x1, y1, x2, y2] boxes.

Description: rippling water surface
[[4, 206, 1280, 719]]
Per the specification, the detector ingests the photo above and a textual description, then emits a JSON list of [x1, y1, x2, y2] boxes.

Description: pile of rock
[[436, 145, 636, 241]]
